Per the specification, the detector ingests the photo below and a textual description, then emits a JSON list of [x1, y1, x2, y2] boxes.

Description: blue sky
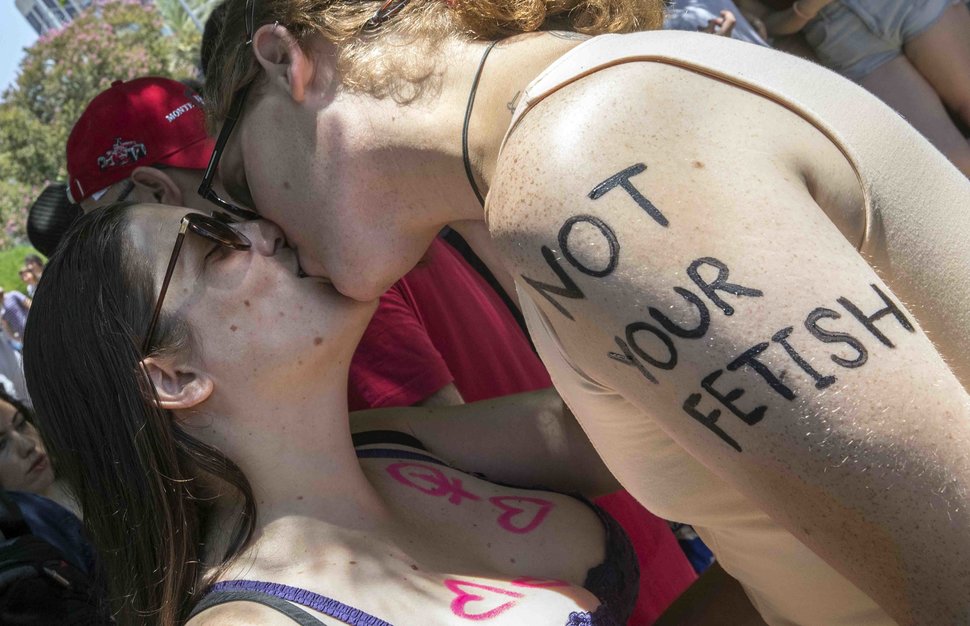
[[0, 2, 39, 98]]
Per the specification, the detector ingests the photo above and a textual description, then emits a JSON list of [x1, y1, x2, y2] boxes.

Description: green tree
[[0, 0, 204, 247]]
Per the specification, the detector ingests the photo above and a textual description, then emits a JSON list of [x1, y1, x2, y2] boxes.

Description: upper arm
[[489, 61, 970, 623], [352, 388, 618, 496]]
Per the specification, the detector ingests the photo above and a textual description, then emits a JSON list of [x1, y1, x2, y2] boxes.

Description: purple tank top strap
[[209, 580, 394, 626]]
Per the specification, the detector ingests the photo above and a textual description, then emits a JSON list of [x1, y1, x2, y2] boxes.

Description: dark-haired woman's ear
[[131, 167, 184, 206], [141, 357, 214, 410], [251, 23, 316, 103]]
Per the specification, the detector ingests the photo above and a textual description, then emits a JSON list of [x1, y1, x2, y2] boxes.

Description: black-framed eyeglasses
[[142, 213, 251, 354]]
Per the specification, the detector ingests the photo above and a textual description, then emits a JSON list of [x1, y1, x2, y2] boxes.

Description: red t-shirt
[[348, 237, 551, 408], [348, 236, 696, 624]]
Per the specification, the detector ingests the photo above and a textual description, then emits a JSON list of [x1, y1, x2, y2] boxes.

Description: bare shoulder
[[187, 600, 310, 626], [487, 48, 970, 622], [490, 57, 862, 256]]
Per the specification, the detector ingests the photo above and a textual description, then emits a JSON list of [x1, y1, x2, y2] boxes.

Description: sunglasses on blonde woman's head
[[142, 213, 251, 354]]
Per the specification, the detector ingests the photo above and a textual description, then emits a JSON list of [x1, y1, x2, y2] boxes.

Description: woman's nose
[[237, 219, 286, 257]]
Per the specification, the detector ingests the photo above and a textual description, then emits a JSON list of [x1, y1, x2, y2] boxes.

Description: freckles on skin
[[244, 300, 251, 307], [230, 325, 238, 332], [313, 337, 323, 346]]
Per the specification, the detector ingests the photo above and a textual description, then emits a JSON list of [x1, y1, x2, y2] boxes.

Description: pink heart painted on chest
[[488, 496, 554, 534], [445, 579, 524, 621]]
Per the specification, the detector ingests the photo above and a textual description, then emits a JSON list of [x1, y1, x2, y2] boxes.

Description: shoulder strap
[[189, 589, 327, 626], [351, 430, 427, 451]]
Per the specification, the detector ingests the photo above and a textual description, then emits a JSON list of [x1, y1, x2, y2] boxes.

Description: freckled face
[[0, 399, 54, 494], [220, 87, 435, 302], [128, 205, 377, 391]]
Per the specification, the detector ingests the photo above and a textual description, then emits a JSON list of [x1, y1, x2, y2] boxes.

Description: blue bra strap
[[188, 588, 327, 625], [209, 580, 395, 626]]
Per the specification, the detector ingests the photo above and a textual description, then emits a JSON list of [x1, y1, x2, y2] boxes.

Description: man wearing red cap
[[66, 77, 222, 211]]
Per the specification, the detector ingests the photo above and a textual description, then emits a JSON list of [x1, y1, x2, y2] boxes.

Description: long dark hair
[[22, 203, 257, 625]]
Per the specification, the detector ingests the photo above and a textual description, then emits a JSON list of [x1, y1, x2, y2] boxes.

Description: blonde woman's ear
[[141, 357, 214, 410], [251, 23, 315, 103]]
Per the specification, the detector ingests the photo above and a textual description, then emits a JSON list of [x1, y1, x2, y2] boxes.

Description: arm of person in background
[[703, 10, 738, 37], [762, 0, 835, 35], [351, 388, 619, 498], [348, 282, 463, 411]]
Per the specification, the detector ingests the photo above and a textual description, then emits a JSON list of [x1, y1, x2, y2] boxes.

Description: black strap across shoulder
[[351, 430, 427, 451], [189, 589, 328, 625]]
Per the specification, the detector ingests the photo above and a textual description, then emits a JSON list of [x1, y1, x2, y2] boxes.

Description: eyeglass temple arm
[[198, 85, 250, 198], [141, 222, 190, 354]]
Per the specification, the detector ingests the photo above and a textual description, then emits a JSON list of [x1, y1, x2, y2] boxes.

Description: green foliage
[[0, 0, 206, 249], [0, 180, 40, 249], [154, 0, 216, 72], [0, 246, 42, 294]]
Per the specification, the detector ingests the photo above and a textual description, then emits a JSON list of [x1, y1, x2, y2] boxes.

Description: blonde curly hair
[[202, 0, 665, 129]]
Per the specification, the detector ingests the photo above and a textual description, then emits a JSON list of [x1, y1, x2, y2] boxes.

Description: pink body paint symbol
[[445, 579, 524, 621], [386, 462, 481, 505], [510, 576, 569, 589], [489, 496, 554, 534]]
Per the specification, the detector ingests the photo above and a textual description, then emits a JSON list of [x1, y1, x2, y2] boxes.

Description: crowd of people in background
[[0, 254, 41, 404], [2, 0, 968, 624]]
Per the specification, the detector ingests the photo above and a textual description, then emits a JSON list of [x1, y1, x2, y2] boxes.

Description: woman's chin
[[316, 264, 389, 302]]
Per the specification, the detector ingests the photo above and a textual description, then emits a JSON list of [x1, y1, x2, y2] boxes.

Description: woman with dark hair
[[22, 202, 768, 625], [198, 1, 970, 624], [0, 388, 55, 497]]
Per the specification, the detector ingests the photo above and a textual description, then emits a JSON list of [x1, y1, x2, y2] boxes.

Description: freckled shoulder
[[487, 54, 970, 625], [488, 59, 863, 264]]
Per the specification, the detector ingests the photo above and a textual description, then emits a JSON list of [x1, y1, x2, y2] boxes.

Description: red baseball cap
[[66, 77, 215, 203]]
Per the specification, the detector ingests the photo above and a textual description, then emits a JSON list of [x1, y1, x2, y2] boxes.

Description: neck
[[200, 375, 392, 563], [371, 34, 587, 226]]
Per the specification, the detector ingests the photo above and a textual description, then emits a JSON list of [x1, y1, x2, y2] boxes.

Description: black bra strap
[[462, 39, 500, 208], [351, 430, 427, 451], [189, 589, 328, 625]]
